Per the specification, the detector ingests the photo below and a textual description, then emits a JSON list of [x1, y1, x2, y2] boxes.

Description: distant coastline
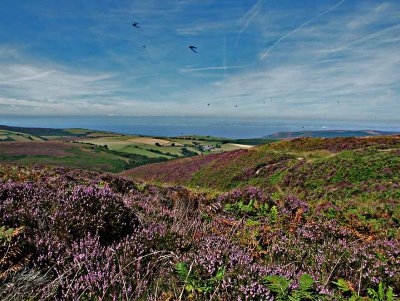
[[0, 115, 399, 139]]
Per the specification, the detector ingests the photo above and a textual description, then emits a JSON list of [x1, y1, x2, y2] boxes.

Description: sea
[[0, 115, 399, 139]]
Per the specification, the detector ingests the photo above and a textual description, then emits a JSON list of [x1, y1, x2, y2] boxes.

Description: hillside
[[0, 129, 46, 142], [124, 136, 400, 237], [1, 165, 398, 300], [264, 130, 399, 139], [79, 134, 255, 159], [0, 125, 108, 140], [0, 141, 166, 172], [124, 135, 400, 190], [0, 125, 256, 172]]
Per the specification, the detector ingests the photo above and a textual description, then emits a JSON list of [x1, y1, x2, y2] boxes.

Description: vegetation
[[0, 125, 107, 138], [0, 142, 166, 172], [79, 134, 255, 159], [0, 125, 255, 172], [0, 165, 398, 300], [126, 136, 400, 237], [0, 129, 46, 142], [0, 134, 399, 300]]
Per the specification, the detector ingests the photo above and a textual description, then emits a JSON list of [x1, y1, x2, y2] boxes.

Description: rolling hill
[[124, 135, 400, 237], [0, 125, 259, 172], [0, 141, 166, 172], [0, 124, 109, 140], [0, 129, 46, 142], [124, 135, 400, 190]]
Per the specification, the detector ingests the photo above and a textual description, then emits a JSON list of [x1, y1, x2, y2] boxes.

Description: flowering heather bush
[[218, 186, 272, 206], [0, 165, 399, 300], [0, 182, 139, 244], [208, 187, 399, 298]]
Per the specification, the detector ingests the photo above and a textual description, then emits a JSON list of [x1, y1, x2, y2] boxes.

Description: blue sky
[[0, 0, 399, 122]]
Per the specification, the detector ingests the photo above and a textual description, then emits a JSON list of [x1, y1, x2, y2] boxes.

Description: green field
[[0, 141, 167, 172], [0, 129, 46, 142], [0, 125, 258, 172], [79, 134, 253, 159]]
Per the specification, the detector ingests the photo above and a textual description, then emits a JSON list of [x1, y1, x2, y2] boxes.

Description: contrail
[[181, 66, 244, 72], [236, 0, 265, 45], [259, 0, 346, 60], [321, 23, 400, 59]]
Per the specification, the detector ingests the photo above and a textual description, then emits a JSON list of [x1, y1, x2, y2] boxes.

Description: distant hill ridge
[[264, 129, 399, 139], [0, 124, 103, 138]]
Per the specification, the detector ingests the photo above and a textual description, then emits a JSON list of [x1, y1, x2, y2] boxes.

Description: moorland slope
[[125, 136, 400, 238], [0, 165, 398, 300]]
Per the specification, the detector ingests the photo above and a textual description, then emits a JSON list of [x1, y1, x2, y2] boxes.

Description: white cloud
[[0, 63, 117, 101], [164, 1, 400, 121], [0, 70, 55, 84], [0, 0, 399, 123]]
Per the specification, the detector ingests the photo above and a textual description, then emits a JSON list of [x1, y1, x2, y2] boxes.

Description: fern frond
[[298, 274, 314, 292]]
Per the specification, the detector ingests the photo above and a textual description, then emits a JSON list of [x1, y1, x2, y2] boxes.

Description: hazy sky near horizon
[[0, 0, 399, 122]]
